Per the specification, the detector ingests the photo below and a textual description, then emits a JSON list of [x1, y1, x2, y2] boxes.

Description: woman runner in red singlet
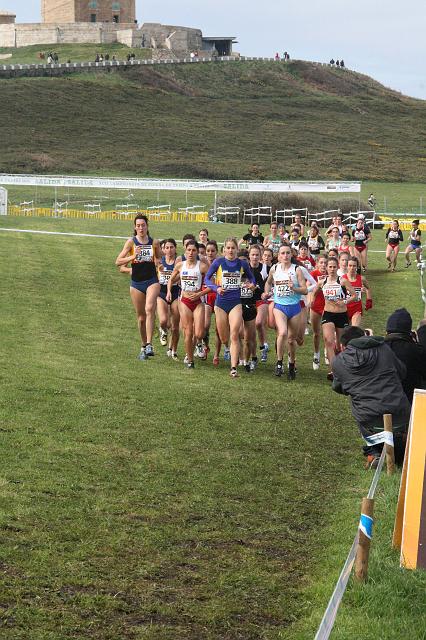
[[309, 255, 328, 370], [342, 256, 373, 327]]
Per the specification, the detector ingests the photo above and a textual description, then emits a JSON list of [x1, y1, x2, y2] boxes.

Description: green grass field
[[1, 215, 425, 639], [0, 43, 151, 65]]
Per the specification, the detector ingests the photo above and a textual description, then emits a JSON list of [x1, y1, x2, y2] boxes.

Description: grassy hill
[[0, 59, 425, 182], [0, 42, 151, 65]]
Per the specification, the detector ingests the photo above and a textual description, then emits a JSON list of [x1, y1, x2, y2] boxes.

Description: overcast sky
[[5, 0, 425, 99]]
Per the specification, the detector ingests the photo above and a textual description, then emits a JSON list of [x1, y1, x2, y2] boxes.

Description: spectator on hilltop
[[329, 58, 335, 65], [332, 324, 411, 467], [275, 52, 280, 61], [340, 59, 345, 68]]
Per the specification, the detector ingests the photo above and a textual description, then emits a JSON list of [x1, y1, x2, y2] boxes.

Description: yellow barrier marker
[[394, 389, 426, 569]]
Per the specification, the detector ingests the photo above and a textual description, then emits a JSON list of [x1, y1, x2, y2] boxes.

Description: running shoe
[[260, 347, 268, 363], [264, 342, 270, 353], [327, 372, 334, 382], [171, 352, 178, 361], [184, 354, 189, 364], [186, 361, 195, 369], [159, 330, 168, 346], [312, 356, 320, 371], [145, 344, 154, 357], [224, 347, 231, 361], [230, 367, 239, 378], [405, 262, 411, 268], [166, 348, 172, 357], [244, 363, 251, 373], [195, 343, 206, 359], [275, 363, 283, 377], [137, 349, 147, 361], [288, 364, 296, 381], [365, 454, 380, 470], [213, 355, 219, 366], [250, 358, 258, 371]]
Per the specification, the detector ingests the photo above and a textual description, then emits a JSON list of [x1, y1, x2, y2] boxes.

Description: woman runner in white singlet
[[166, 241, 210, 369], [262, 245, 307, 379]]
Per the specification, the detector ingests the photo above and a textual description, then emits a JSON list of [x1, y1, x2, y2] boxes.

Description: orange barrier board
[[395, 390, 426, 569]]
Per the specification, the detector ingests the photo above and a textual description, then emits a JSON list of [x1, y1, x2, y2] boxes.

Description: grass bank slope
[[0, 60, 425, 181]]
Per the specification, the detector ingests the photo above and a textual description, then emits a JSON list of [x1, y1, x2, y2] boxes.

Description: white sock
[[314, 352, 320, 360]]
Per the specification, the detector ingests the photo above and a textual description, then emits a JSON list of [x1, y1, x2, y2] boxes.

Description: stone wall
[[0, 21, 205, 53], [140, 23, 202, 53], [0, 23, 137, 48]]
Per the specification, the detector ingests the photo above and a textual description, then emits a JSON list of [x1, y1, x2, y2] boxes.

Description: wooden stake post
[[355, 497, 374, 581], [383, 413, 395, 475]]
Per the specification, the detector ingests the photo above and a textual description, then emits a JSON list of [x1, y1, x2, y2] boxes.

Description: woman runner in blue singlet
[[115, 215, 161, 360], [157, 238, 180, 359], [205, 237, 256, 377]]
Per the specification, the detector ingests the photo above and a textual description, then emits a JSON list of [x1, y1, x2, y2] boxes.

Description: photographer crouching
[[331, 325, 411, 468]]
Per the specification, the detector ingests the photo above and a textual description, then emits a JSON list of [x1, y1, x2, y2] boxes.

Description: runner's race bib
[[159, 270, 172, 286], [323, 284, 343, 302], [222, 271, 242, 290], [134, 246, 153, 262], [241, 282, 253, 298], [181, 274, 199, 292], [275, 279, 292, 297]]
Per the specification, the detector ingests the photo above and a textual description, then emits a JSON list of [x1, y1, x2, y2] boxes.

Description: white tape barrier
[[314, 449, 386, 640], [420, 259, 426, 304]]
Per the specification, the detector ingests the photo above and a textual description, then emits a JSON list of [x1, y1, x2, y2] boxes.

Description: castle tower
[[41, 0, 136, 24]]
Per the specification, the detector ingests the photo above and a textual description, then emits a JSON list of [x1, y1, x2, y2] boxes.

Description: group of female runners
[[115, 214, 421, 379]]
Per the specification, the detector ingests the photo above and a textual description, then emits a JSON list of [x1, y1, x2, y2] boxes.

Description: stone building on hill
[[0, 10, 16, 24], [41, 0, 136, 25], [0, 2, 237, 57]]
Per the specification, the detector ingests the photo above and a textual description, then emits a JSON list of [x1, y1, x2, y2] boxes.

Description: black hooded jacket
[[332, 336, 411, 428], [384, 332, 426, 403]]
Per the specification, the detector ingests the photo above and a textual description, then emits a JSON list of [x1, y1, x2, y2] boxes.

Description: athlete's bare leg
[[287, 313, 301, 364], [351, 311, 362, 327], [169, 299, 180, 353], [130, 287, 147, 346], [310, 309, 322, 354], [144, 283, 160, 345], [157, 297, 170, 334], [178, 300, 195, 363], [322, 322, 337, 370], [228, 305, 243, 369], [273, 308, 288, 361]]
